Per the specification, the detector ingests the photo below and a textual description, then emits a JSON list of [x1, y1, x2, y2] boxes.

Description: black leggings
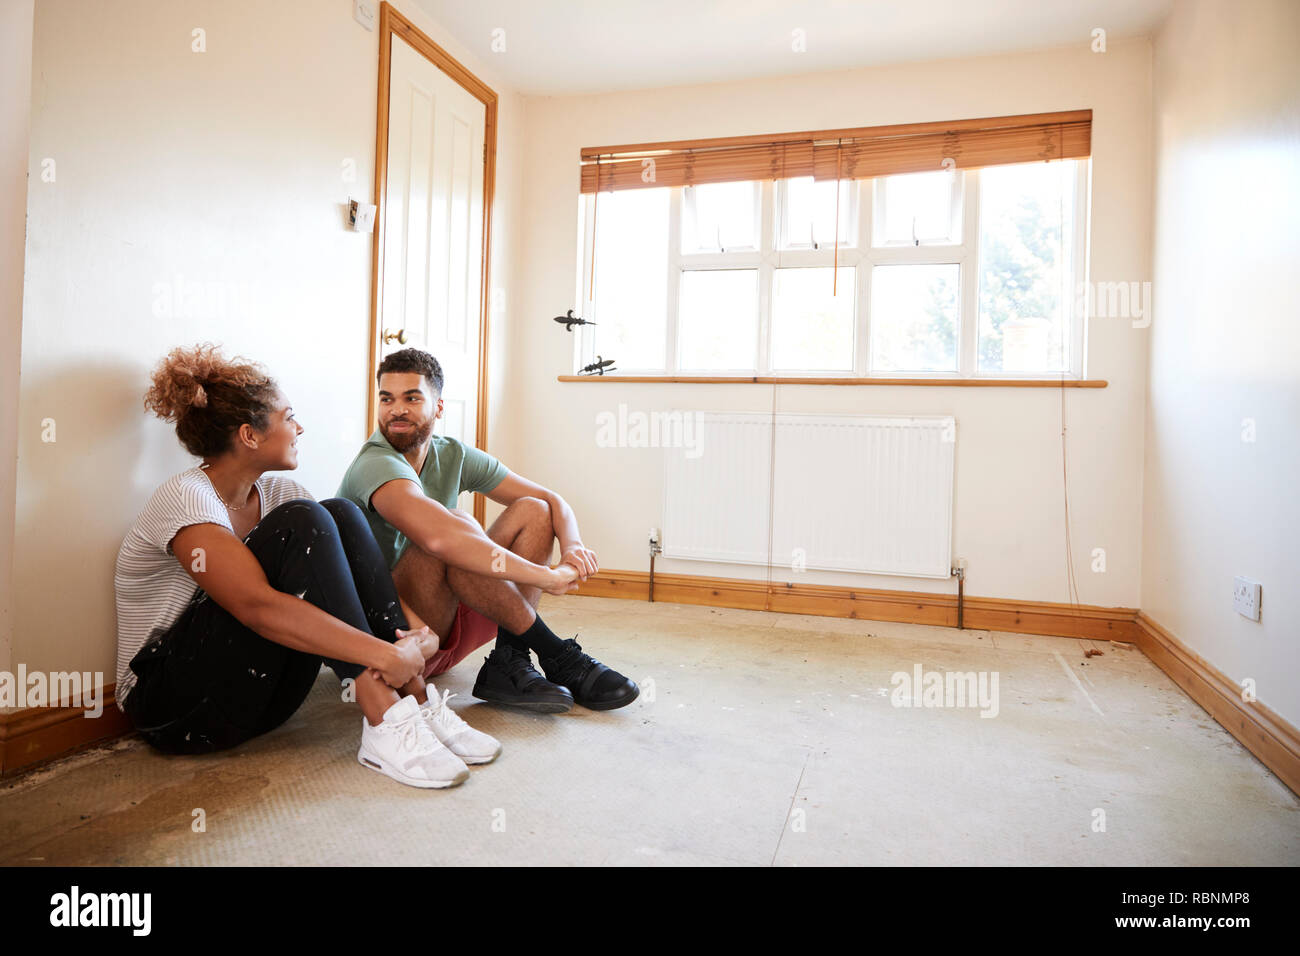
[[124, 497, 410, 754]]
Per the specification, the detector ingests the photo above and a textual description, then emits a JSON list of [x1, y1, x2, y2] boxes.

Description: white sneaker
[[420, 686, 502, 765], [358, 694, 469, 788]]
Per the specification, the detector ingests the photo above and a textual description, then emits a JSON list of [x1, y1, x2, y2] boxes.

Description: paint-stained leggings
[[123, 497, 409, 755]]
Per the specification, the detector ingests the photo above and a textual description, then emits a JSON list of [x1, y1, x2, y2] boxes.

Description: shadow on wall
[[13, 357, 193, 677]]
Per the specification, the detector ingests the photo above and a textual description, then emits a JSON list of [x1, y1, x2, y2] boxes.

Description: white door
[[380, 34, 486, 448]]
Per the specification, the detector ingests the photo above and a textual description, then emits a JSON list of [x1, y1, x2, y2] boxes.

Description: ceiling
[[414, 0, 1175, 96]]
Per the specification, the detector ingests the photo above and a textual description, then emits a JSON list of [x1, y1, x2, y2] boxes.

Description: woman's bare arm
[[170, 522, 424, 687]]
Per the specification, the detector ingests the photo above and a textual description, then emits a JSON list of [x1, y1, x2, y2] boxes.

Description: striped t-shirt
[[113, 467, 313, 710]]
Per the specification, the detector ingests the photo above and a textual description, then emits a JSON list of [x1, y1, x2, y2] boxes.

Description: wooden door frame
[[370, 1, 498, 524]]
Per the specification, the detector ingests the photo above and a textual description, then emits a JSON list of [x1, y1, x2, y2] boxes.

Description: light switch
[[353, 0, 376, 31], [349, 199, 377, 233]]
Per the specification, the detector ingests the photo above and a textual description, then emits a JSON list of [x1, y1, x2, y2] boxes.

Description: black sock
[[495, 627, 529, 654], [496, 614, 568, 658]]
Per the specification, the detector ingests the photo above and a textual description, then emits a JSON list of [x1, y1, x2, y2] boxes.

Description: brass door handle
[[382, 328, 409, 345]]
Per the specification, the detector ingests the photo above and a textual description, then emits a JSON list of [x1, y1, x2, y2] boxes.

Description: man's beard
[[381, 416, 434, 452]]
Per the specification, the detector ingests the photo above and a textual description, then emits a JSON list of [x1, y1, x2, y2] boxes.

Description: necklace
[[199, 462, 253, 511]]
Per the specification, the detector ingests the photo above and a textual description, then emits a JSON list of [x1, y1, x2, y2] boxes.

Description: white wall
[[15, 0, 521, 682], [503, 40, 1153, 607], [1, 0, 36, 693], [1143, 0, 1300, 726]]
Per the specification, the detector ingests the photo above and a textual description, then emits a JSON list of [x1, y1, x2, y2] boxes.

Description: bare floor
[[1, 595, 1296, 866]]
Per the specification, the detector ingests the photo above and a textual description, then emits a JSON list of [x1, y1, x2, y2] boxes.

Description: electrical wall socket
[[1233, 576, 1261, 621]]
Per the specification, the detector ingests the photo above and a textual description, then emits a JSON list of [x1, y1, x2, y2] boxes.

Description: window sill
[[558, 374, 1107, 388]]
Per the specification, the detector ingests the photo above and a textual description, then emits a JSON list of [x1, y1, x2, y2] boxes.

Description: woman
[[114, 343, 498, 789]]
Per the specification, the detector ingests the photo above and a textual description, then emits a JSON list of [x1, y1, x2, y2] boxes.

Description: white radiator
[[662, 412, 955, 578]]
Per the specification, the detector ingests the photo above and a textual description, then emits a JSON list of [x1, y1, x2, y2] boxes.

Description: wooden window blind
[[580, 109, 1091, 192]]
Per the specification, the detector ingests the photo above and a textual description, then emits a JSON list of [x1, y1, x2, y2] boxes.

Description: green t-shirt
[[336, 429, 510, 568]]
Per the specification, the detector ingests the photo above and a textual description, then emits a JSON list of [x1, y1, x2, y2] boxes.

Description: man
[[337, 348, 638, 713]]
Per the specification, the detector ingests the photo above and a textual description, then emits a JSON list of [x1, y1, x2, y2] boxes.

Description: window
[[577, 159, 1088, 378], [780, 177, 854, 250], [976, 161, 1079, 373], [678, 269, 758, 370], [873, 169, 961, 246], [682, 181, 759, 253], [586, 187, 669, 369], [772, 267, 855, 371], [870, 264, 960, 372]]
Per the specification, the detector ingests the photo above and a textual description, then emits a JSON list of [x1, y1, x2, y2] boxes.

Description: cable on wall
[[1058, 160, 1083, 612]]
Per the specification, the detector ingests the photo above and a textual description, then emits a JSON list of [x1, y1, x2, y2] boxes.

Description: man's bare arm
[[370, 478, 577, 594], [485, 472, 597, 580]]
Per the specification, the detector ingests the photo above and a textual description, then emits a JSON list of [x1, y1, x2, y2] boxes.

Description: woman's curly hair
[[143, 343, 280, 458]]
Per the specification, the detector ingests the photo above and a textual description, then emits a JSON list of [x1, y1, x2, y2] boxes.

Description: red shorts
[[422, 603, 498, 679]]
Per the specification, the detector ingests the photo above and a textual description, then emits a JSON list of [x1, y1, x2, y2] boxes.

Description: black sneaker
[[472, 645, 574, 714], [538, 637, 639, 711]]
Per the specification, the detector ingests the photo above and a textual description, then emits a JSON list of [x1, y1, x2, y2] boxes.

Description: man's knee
[[509, 496, 551, 528]]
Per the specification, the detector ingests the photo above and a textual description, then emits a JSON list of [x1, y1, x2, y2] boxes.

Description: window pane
[[977, 161, 1074, 372], [592, 187, 669, 368], [874, 169, 958, 245], [869, 264, 960, 372], [682, 181, 757, 253], [678, 269, 757, 370], [782, 177, 853, 248], [771, 267, 855, 370]]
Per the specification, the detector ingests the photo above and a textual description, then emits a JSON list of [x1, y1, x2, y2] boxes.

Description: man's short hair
[[377, 348, 444, 395]]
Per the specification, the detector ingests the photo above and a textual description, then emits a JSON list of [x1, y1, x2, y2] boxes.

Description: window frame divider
[[666, 188, 683, 373], [959, 169, 981, 377]]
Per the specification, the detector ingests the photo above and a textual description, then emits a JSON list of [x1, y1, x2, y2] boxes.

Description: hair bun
[[142, 343, 278, 458]]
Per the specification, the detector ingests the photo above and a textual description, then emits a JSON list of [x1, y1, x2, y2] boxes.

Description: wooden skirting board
[[0, 684, 134, 777], [577, 569, 1140, 641]]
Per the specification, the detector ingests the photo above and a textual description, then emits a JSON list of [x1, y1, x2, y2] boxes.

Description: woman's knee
[[262, 498, 336, 534], [321, 497, 384, 552], [244, 499, 339, 561], [320, 497, 365, 526]]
